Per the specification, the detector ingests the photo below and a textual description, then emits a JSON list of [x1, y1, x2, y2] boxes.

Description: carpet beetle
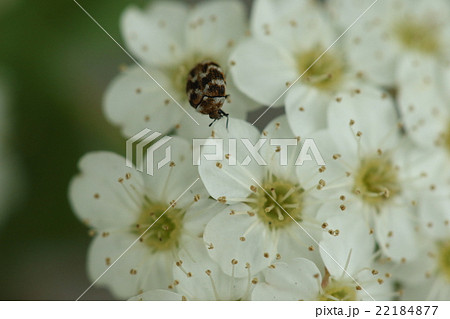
[[186, 61, 229, 127]]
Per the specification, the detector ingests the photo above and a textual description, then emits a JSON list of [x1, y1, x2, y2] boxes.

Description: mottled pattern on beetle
[[186, 61, 227, 119]]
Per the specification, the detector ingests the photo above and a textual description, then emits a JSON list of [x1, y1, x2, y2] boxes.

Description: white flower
[[252, 215, 393, 301], [393, 235, 450, 301], [327, 0, 450, 87], [397, 55, 450, 181], [104, 0, 258, 140], [69, 138, 222, 299], [311, 87, 431, 262], [230, 0, 369, 135], [198, 116, 330, 278], [130, 240, 257, 301], [393, 175, 450, 300]]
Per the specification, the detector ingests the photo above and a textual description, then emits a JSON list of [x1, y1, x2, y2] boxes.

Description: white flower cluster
[[69, 0, 450, 301]]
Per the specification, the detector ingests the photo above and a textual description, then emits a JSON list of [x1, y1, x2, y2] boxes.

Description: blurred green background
[[0, 0, 150, 300], [0, 0, 262, 300]]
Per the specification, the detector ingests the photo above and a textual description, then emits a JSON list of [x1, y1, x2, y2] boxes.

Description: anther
[[218, 196, 227, 203]]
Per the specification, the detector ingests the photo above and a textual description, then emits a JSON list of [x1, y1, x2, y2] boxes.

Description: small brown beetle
[[186, 61, 229, 128]]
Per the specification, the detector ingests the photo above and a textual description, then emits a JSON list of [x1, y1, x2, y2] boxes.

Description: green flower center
[[394, 19, 440, 54], [295, 47, 345, 91], [135, 202, 183, 252], [353, 154, 401, 207], [319, 279, 357, 301], [443, 121, 450, 155], [437, 240, 450, 282], [249, 179, 304, 230]]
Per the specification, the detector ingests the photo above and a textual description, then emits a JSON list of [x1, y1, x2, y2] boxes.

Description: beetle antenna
[[219, 109, 229, 130]]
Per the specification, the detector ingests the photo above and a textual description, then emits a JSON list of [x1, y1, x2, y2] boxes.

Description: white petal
[[203, 203, 277, 277], [103, 66, 183, 137], [320, 214, 375, 278], [186, 0, 247, 55], [183, 199, 225, 238], [315, 197, 363, 222], [418, 195, 450, 240], [174, 105, 217, 140], [252, 258, 321, 301], [142, 137, 202, 208], [392, 239, 436, 286], [276, 224, 324, 267], [173, 239, 249, 300], [225, 75, 261, 113], [374, 206, 419, 262], [441, 62, 450, 101], [121, 3, 188, 66], [198, 119, 264, 201], [259, 115, 300, 183], [87, 232, 172, 299], [69, 152, 141, 229], [343, 24, 397, 87], [229, 38, 298, 106], [325, 0, 380, 30], [285, 85, 329, 137], [354, 268, 394, 301], [397, 55, 447, 147], [296, 129, 352, 193], [251, 0, 336, 51], [327, 87, 400, 157], [327, 0, 397, 86]]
